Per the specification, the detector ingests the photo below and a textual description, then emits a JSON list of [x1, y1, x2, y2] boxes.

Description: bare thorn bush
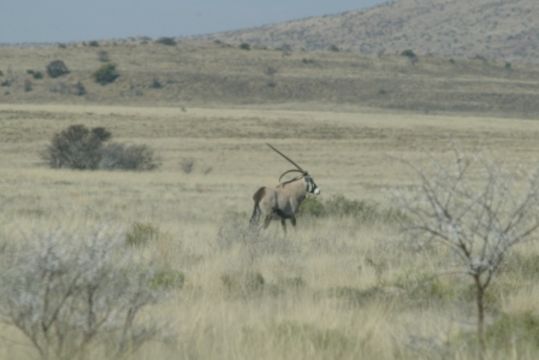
[[0, 227, 172, 360], [393, 147, 539, 356]]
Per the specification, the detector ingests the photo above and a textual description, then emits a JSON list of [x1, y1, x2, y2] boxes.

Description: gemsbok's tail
[[249, 187, 265, 226]]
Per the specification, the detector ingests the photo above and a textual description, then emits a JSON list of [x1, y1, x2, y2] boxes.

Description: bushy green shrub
[[46, 59, 70, 78], [239, 43, 251, 50], [94, 63, 119, 85]]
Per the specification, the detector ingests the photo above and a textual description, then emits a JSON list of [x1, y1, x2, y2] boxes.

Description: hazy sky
[[1, 0, 387, 43]]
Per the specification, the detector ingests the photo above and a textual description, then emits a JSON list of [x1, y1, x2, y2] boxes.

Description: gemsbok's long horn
[[279, 169, 305, 183], [266, 143, 305, 172]]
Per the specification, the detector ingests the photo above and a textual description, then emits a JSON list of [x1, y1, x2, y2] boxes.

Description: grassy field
[[2, 41, 539, 117], [1, 103, 539, 359]]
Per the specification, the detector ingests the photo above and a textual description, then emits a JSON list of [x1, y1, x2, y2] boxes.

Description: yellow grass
[[1, 103, 538, 359]]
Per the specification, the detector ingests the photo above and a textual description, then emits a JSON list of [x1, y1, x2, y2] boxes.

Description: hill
[[205, 0, 539, 64], [1, 40, 539, 116]]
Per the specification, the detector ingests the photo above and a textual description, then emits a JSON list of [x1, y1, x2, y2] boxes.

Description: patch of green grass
[[221, 271, 265, 296], [486, 312, 539, 349], [273, 321, 354, 357], [125, 222, 159, 247], [299, 195, 405, 224], [150, 269, 185, 290]]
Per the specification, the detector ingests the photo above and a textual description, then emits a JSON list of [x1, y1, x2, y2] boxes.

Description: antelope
[[249, 144, 320, 233]]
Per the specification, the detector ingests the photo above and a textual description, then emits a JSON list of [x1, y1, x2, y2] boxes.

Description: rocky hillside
[[206, 0, 539, 64]]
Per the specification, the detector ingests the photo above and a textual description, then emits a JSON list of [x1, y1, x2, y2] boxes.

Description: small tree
[[94, 63, 119, 85], [46, 60, 70, 78], [394, 148, 539, 357]]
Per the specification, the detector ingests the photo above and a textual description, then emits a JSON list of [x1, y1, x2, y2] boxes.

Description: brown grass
[[1, 103, 539, 359]]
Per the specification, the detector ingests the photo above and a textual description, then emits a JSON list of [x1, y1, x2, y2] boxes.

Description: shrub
[[97, 50, 110, 62], [94, 63, 119, 85], [329, 44, 340, 52], [88, 40, 100, 47], [0, 227, 171, 359], [401, 49, 417, 59], [180, 158, 195, 174], [150, 77, 163, 89], [99, 143, 158, 170], [298, 195, 404, 223], [155, 37, 176, 46], [125, 222, 159, 247], [221, 271, 265, 296], [239, 42, 251, 50], [264, 66, 278, 76], [23, 79, 32, 92], [72, 81, 86, 96], [43, 124, 111, 169], [32, 71, 44, 79], [46, 59, 70, 78], [485, 312, 539, 351], [298, 197, 326, 217], [151, 269, 185, 290]]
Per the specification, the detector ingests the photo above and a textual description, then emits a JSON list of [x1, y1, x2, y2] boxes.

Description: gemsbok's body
[[250, 144, 320, 233]]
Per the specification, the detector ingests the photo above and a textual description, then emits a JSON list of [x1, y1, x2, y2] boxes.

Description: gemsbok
[[249, 144, 320, 233]]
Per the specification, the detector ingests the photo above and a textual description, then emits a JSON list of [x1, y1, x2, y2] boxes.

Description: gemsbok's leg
[[281, 218, 287, 235], [263, 215, 272, 229]]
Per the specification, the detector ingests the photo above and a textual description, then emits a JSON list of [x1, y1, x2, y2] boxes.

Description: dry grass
[[1, 103, 539, 359]]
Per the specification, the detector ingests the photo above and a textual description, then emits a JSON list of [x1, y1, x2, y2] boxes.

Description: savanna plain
[[1, 41, 539, 360], [1, 103, 539, 360]]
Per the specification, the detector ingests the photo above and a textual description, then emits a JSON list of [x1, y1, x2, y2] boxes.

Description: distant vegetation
[[94, 63, 119, 85], [155, 37, 177, 46], [1, 39, 539, 116], [46, 59, 70, 78]]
